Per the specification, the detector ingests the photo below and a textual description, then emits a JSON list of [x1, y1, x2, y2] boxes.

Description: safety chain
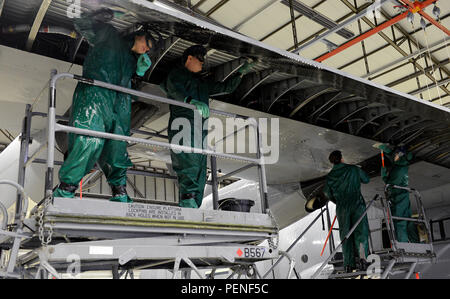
[[36, 196, 53, 247], [267, 209, 279, 250]]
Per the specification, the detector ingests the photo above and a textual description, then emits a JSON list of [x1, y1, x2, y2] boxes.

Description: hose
[[0, 180, 30, 222], [0, 201, 7, 230]]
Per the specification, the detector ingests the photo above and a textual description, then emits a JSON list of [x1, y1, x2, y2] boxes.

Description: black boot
[[53, 182, 78, 198], [358, 259, 370, 272], [179, 193, 198, 208], [345, 265, 355, 273], [110, 185, 132, 203]]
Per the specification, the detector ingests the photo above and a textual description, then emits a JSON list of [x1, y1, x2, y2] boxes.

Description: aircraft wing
[[116, 0, 450, 169]]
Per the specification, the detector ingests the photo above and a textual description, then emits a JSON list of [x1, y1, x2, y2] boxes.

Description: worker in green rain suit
[[53, 9, 153, 202], [374, 143, 420, 243], [323, 151, 371, 273], [160, 45, 254, 209]]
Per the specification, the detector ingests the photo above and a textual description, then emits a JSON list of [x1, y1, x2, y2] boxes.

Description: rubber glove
[[189, 99, 210, 119], [378, 144, 390, 152], [113, 11, 125, 19], [372, 142, 383, 149], [136, 53, 152, 77], [92, 8, 114, 23], [237, 60, 255, 76]]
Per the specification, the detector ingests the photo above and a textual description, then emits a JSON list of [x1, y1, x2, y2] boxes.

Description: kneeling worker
[[160, 45, 254, 208], [323, 150, 371, 273]]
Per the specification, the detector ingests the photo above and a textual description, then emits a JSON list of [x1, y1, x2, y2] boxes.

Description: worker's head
[[329, 150, 343, 165], [394, 146, 406, 162], [131, 32, 153, 55], [183, 45, 207, 73]]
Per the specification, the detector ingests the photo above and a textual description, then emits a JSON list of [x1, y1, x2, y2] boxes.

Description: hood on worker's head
[[393, 147, 413, 166], [125, 28, 160, 56]]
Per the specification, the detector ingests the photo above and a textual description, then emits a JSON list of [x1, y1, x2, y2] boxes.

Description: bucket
[[218, 198, 255, 213]]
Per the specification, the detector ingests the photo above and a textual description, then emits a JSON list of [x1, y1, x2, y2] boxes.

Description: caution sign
[[126, 204, 184, 221]]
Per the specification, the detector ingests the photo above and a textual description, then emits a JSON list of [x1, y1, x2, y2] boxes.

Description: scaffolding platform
[[7, 196, 278, 277], [38, 197, 277, 241], [0, 70, 281, 279]]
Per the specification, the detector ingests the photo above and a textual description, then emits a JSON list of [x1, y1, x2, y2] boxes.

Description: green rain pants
[[336, 204, 370, 268], [389, 189, 419, 243], [58, 85, 132, 196], [170, 151, 207, 209], [168, 113, 207, 209]]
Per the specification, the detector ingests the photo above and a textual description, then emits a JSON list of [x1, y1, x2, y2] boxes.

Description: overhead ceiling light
[[280, 0, 355, 40]]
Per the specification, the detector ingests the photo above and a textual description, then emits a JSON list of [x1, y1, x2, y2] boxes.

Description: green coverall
[[160, 66, 242, 208], [323, 163, 370, 269], [54, 16, 138, 202], [380, 144, 419, 243]]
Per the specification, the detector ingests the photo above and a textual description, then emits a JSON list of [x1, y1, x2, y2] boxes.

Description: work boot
[[358, 259, 371, 272], [345, 265, 356, 273], [110, 185, 133, 203], [53, 182, 78, 198], [179, 193, 198, 209]]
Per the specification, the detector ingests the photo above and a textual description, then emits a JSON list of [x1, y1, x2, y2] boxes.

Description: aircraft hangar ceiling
[[188, 0, 450, 106], [0, 0, 449, 169]]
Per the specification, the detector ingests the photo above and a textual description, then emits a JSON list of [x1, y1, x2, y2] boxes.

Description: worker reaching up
[[323, 150, 371, 273], [53, 8, 153, 202], [160, 45, 255, 209], [374, 143, 420, 243]]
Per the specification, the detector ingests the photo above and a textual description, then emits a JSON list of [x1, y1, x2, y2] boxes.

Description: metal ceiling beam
[[378, 7, 450, 78], [205, 0, 229, 17], [340, 14, 449, 73], [361, 35, 449, 79], [400, 0, 450, 36], [387, 58, 449, 88], [410, 78, 450, 95], [26, 0, 53, 51], [293, 0, 390, 53], [232, 0, 279, 31], [431, 94, 449, 104], [260, 0, 327, 43], [288, 0, 299, 49], [193, 0, 208, 9], [375, 5, 450, 99], [316, 0, 438, 62], [280, 0, 355, 39], [338, 40, 402, 70], [286, 2, 373, 52], [337, 0, 450, 99]]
